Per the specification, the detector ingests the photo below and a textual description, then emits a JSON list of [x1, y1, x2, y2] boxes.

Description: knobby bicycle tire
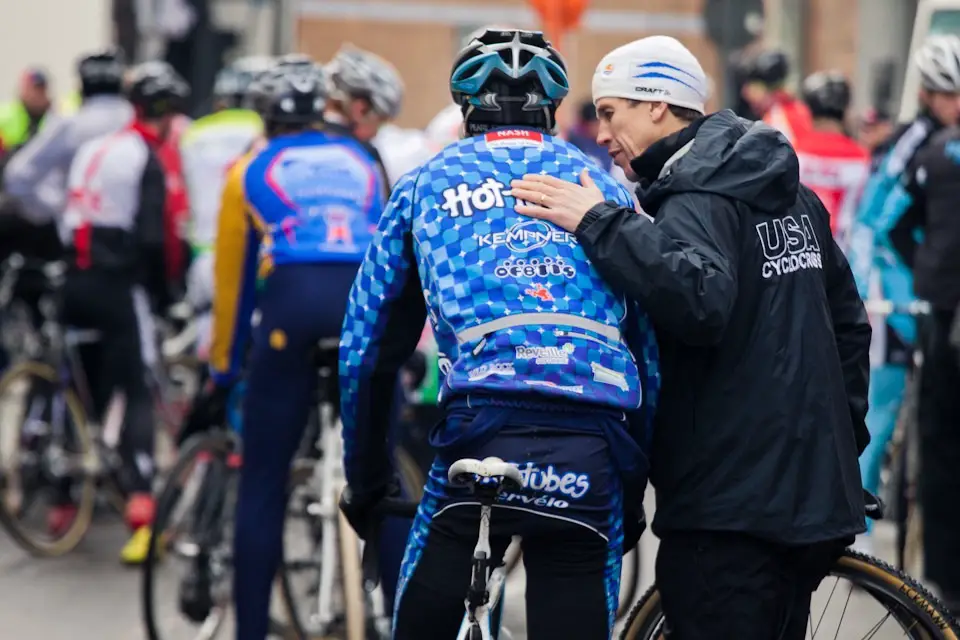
[[0, 361, 96, 556], [142, 430, 238, 640], [619, 549, 960, 640]]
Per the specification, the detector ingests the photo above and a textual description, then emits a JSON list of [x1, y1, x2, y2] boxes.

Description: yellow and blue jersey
[[209, 129, 386, 384]]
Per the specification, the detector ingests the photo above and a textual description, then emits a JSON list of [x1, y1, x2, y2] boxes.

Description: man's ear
[[649, 101, 669, 124]]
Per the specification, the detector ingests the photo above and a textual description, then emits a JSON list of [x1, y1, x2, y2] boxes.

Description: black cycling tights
[[393, 505, 613, 640], [61, 271, 156, 494]]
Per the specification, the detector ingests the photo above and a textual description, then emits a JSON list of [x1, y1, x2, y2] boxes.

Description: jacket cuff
[[576, 201, 617, 236]]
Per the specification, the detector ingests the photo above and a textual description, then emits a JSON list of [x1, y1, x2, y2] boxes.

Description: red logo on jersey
[[279, 216, 299, 242], [525, 283, 554, 302], [485, 129, 544, 149], [323, 208, 355, 245]]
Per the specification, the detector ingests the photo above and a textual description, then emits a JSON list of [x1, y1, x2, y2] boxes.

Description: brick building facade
[[292, 0, 867, 128]]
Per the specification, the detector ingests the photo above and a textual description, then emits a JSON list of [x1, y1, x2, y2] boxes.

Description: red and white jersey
[[763, 92, 812, 146], [794, 128, 870, 252]]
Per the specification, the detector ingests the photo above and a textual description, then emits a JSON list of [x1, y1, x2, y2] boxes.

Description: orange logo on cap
[[602, 63, 615, 76]]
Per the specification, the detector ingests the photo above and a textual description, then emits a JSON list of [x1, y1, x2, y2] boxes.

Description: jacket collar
[[629, 115, 708, 189]]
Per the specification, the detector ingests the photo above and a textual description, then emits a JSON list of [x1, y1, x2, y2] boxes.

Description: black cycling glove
[[339, 479, 400, 540]]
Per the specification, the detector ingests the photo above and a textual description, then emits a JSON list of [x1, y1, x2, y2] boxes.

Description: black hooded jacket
[[576, 110, 871, 545]]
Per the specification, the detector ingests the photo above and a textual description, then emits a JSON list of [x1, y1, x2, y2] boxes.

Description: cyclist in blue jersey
[[189, 65, 388, 639], [848, 35, 960, 554], [338, 29, 660, 639]]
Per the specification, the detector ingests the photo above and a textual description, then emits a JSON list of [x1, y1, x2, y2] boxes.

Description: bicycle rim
[[0, 361, 95, 557], [619, 550, 960, 640], [141, 430, 237, 640], [617, 547, 641, 620]]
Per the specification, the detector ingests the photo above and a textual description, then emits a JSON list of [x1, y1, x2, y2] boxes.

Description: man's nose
[[596, 123, 611, 147]]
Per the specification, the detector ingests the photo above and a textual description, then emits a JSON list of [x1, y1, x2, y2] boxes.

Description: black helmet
[[745, 49, 790, 87], [262, 66, 327, 126], [78, 49, 125, 97], [802, 71, 851, 120], [126, 61, 190, 118], [450, 29, 569, 135], [214, 56, 274, 109]]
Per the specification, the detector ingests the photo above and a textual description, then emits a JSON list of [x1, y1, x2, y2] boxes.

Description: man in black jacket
[[511, 35, 871, 639]]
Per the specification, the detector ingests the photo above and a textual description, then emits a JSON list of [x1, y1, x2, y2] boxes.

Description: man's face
[[20, 81, 50, 114], [348, 97, 387, 142], [924, 89, 960, 127], [595, 97, 661, 181]]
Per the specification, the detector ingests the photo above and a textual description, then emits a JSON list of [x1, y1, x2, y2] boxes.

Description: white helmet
[[915, 35, 960, 93], [326, 44, 404, 120]]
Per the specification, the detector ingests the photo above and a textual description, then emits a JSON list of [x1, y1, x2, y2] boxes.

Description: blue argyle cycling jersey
[[340, 128, 661, 493]]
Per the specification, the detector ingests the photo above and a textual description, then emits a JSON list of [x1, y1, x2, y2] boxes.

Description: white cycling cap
[[592, 36, 708, 114]]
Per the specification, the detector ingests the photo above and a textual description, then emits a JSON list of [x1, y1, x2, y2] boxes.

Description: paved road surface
[[0, 487, 935, 639]]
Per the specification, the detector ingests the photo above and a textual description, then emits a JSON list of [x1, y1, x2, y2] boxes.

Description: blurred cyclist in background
[[5, 50, 131, 233], [857, 107, 895, 159], [0, 50, 132, 370], [324, 44, 403, 187], [848, 34, 960, 558], [0, 68, 53, 152], [741, 49, 812, 144], [180, 55, 271, 366], [57, 61, 188, 563], [794, 71, 869, 251]]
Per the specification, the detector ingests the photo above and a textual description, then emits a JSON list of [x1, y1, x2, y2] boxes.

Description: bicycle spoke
[[812, 577, 841, 637], [829, 584, 852, 640]]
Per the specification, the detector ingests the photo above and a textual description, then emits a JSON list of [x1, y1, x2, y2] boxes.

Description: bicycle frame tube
[[314, 400, 342, 631], [456, 504, 507, 640]]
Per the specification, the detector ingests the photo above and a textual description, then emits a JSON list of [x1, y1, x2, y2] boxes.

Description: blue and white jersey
[[848, 116, 936, 350], [339, 127, 660, 492]]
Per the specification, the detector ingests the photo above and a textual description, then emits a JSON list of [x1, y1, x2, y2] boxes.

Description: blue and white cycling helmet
[[450, 29, 569, 133]]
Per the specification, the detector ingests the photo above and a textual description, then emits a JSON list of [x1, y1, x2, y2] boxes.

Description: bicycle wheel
[[142, 430, 240, 640], [619, 549, 960, 639], [279, 445, 424, 640], [0, 360, 96, 556]]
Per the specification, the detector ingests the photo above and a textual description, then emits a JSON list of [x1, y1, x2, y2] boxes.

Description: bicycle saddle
[[448, 457, 523, 491]]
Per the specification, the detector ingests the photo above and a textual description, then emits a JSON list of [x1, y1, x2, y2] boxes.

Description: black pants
[[919, 308, 960, 600], [657, 531, 845, 640], [394, 504, 612, 640], [60, 270, 155, 494]]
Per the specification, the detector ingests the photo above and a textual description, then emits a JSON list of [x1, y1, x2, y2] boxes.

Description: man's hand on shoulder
[[510, 169, 606, 232]]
